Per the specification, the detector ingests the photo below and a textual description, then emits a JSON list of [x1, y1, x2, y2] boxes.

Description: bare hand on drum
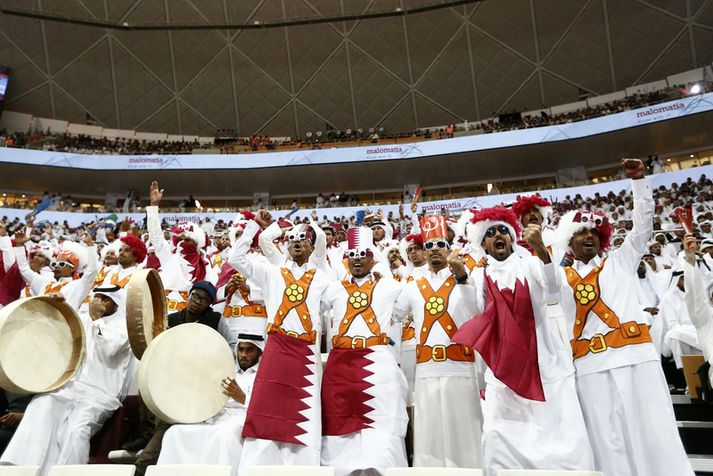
[[221, 376, 246, 404], [0, 412, 23, 428]]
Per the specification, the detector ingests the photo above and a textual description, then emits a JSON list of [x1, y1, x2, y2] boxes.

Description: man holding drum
[[133, 279, 222, 476], [157, 326, 264, 476], [1, 285, 132, 476]]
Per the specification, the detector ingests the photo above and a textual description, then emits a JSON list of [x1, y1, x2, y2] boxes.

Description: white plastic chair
[[47, 465, 136, 476], [246, 466, 335, 476], [497, 471, 603, 476], [0, 467, 41, 476], [146, 465, 232, 476], [387, 469, 483, 476]]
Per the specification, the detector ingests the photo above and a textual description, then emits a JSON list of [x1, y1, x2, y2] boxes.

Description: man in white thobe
[[0, 285, 132, 476], [157, 331, 263, 476]]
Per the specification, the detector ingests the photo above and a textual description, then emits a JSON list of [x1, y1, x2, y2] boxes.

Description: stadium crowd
[[1, 83, 706, 156], [0, 159, 711, 476]]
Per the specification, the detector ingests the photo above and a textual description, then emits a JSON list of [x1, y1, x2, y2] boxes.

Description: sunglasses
[[50, 261, 74, 270], [484, 225, 510, 238], [424, 240, 450, 250], [288, 232, 309, 242], [347, 250, 372, 259]]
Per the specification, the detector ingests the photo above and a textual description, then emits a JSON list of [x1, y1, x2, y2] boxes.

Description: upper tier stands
[[1, 68, 710, 156]]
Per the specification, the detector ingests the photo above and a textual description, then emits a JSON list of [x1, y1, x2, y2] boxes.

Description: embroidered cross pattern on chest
[[285, 283, 305, 302]]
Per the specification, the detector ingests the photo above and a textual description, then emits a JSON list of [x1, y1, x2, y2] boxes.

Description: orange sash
[[267, 268, 317, 343], [165, 290, 189, 312], [415, 276, 474, 363], [332, 280, 389, 349], [565, 259, 651, 359], [223, 288, 266, 318]]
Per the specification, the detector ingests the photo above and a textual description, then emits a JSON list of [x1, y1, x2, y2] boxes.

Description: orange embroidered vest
[[332, 280, 389, 349], [267, 268, 317, 343], [415, 276, 474, 363], [565, 259, 652, 359]]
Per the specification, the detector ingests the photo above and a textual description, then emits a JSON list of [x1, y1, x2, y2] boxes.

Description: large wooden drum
[[126, 268, 167, 359], [139, 323, 235, 424], [0, 296, 85, 394]]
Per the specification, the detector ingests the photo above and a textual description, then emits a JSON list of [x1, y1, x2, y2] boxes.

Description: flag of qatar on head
[[420, 215, 448, 241], [347, 226, 373, 251]]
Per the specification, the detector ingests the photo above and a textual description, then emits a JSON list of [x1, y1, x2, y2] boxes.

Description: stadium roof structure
[[0, 0, 712, 136]]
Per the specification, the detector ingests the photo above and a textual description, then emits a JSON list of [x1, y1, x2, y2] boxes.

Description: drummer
[[0, 285, 132, 476], [134, 279, 224, 476], [157, 325, 264, 476]]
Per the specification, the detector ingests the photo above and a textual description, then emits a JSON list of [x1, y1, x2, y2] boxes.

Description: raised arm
[[618, 159, 654, 269], [146, 181, 172, 261], [12, 230, 46, 294], [228, 220, 272, 289], [258, 217, 286, 266], [66, 234, 99, 309], [683, 235, 713, 332]]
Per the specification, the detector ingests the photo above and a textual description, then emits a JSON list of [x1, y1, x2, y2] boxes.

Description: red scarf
[[453, 272, 545, 401], [178, 241, 207, 282]]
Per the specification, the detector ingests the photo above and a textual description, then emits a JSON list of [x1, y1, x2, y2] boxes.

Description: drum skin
[[139, 323, 235, 424], [0, 296, 85, 394], [126, 268, 167, 359]]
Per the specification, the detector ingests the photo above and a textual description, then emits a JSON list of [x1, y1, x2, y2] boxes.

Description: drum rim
[[126, 268, 167, 359], [0, 295, 86, 395]]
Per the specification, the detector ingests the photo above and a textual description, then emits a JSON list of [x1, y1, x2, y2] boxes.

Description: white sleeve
[[684, 261, 713, 334], [90, 318, 131, 361], [0, 236, 15, 273], [258, 222, 286, 266], [13, 246, 45, 294], [66, 245, 98, 309], [146, 206, 173, 263], [615, 178, 654, 271], [228, 221, 273, 290]]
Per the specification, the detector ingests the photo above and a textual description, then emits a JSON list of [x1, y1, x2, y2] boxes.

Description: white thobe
[[393, 267, 482, 468], [472, 253, 594, 476], [0, 307, 132, 476], [558, 178, 693, 476], [158, 364, 258, 476], [683, 260, 713, 384], [660, 286, 702, 368], [228, 220, 330, 471], [320, 275, 408, 476]]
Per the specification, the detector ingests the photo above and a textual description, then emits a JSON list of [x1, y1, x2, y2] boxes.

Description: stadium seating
[[0, 467, 40, 476], [246, 466, 335, 476], [46, 465, 135, 476], [145, 465, 231, 476], [497, 471, 603, 475], [386, 468, 483, 475]]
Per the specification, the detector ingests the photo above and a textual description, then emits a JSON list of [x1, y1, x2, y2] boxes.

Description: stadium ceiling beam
[[0, 0, 486, 31]]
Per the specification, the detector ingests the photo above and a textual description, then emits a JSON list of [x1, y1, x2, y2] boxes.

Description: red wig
[[121, 234, 148, 263], [511, 194, 551, 219]]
